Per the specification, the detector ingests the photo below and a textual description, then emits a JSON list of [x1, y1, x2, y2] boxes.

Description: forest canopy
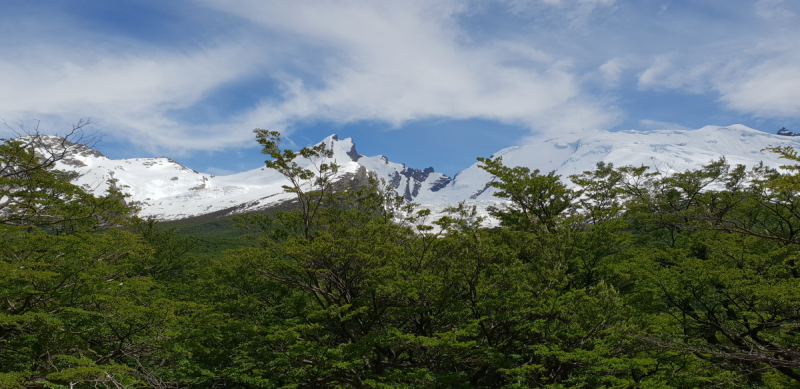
[[2, 129, 800, 388]]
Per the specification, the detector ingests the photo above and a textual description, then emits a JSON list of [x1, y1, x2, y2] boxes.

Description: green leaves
[[8, 128, 800, 387], [254, 129, 341, 240], [477, 157, 578, 232], [0, 138, 135, 232], [0, 134, 204, 388], [198, 146, 657, 387]]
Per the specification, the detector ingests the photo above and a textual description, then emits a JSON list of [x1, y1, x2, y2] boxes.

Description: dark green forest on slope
[[3, 129, 800, 388]]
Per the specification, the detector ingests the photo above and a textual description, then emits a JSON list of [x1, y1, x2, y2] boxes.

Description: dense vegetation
[[3, 129, 800, 388]]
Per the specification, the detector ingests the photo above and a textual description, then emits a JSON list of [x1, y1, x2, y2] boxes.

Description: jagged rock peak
[[321, 133, 362, 162], [777, 127, 800, 137]]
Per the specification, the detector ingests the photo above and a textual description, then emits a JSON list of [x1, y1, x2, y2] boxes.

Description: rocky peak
[[12, 135, 107, 167], [777, 127, 799, 137], [388, 166, 447, 201], [400, 166, 435, 182], [322, 134, 363, 162]]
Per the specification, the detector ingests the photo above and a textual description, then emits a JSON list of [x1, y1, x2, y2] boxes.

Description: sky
[[1, 0, 800, 176]]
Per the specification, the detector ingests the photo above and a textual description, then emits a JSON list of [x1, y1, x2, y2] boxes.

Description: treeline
[[2, 130, 800, 388]]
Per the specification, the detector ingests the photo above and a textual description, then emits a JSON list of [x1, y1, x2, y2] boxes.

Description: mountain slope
[[24, 124, 800, 221], [35, 134, 449, 220], [416, 125, 800, 205]]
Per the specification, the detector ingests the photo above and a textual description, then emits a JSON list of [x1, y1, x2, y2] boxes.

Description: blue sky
[[2, 0, 799, 176]]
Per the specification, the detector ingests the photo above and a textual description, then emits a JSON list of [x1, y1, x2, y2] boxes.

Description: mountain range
[[28, 124, 800, 221]]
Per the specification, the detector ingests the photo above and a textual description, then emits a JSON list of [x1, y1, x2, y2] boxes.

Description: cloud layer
[[633, 1, 800, 118], [209, 1, 619, 141], [0, 0, 619, 153], [1, 0, 799, 156]]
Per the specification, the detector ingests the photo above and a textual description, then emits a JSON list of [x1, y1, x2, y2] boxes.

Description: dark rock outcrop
[[777, 127, 799, 137], [429, 176, 452, 192]]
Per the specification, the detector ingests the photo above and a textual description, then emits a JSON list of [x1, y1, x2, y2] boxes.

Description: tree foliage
[[4, 127, 800, 388], [0, 127, 198, 388]]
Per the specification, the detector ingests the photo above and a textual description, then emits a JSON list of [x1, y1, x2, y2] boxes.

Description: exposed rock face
[[470, 183, 492, 200], [346, 143, 362, 162], [389, 171, 403, 189], [777, 127, 800, 137], [387, 166, 442, 201], [428, 175, 452, 192], [405, 167, 432, 200], [332, 166, 372, 192]]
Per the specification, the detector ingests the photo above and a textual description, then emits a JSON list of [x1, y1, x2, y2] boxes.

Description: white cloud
[[637, 55, 674, 89], [501, 0, 616, 26], [638, 55, 719, 95], [717, 57, 800, 117], [0, 0, 620, 154], [599, 57, 626, 87], [201, 0, 620, 137], [505, 0, 616, 9], [0, 39, 271, 151], [625, 1, 800, 120], [635, 37, 800, 119], [503, 0, 616, 15], [29, 0, 800, 156], [756, 0, 795, 20]]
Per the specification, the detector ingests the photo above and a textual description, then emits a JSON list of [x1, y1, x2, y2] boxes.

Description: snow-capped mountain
[[426, 124, 800, 202], [24, 124, 800, 221], [32, 134, 450, 220]]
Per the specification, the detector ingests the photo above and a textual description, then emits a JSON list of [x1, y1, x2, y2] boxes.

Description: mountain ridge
[[20, 125, 800, 221]]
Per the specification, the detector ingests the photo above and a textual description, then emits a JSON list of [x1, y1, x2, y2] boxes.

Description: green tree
[[0, 129, 196, 388], [617, 156, 800, 386], [254, 129, 340, 240]]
